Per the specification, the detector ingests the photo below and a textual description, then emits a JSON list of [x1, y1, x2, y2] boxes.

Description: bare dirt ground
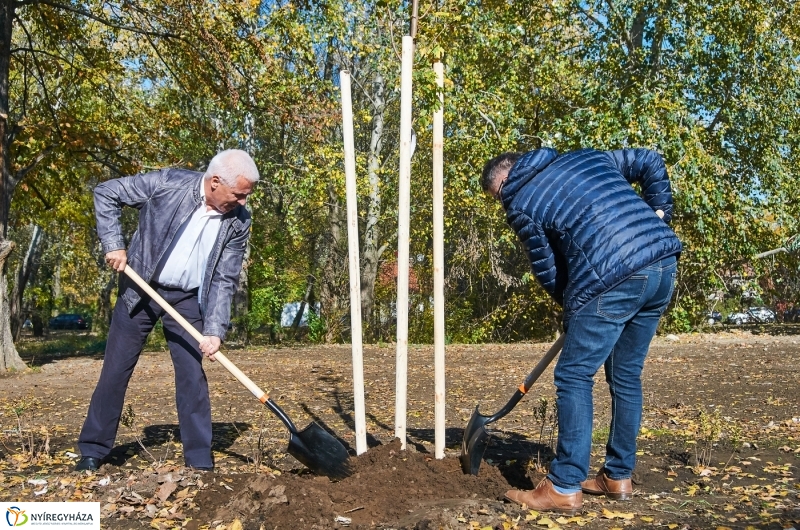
[[1, 329, 799, 529]]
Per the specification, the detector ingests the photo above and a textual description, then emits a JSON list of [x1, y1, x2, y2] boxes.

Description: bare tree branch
[[19, 0, 181, 40], [10, 47, 68, 62], [12, 144, 56, 186], [476, 109, 501, 141], [25, 180, 51, 210], [16, 20, 61, 139]]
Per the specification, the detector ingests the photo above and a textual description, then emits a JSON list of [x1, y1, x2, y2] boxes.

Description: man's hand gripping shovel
[[124, 266, 352, 479], [460, 334, 565, 475]]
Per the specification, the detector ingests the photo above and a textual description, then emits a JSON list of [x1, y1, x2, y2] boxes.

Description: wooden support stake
[[432, 60, 445, 459], [340, 71, 367, 455], [395, 35, 414, 449]]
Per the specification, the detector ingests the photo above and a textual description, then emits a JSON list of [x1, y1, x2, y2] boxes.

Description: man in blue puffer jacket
[[482, 147, 681, 514]]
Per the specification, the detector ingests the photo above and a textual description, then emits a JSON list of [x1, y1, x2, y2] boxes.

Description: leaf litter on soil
[[3, 331, 800, 529], [205, 439, 511, 529]]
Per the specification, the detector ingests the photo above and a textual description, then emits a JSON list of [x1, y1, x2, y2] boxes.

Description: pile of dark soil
[[202, 440, 511, 529]]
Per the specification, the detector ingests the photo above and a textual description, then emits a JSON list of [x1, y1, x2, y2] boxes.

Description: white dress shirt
[[154, 181, 223, 298]]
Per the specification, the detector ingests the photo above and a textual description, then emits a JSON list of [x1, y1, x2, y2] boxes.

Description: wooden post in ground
[[340, 70, 367, 455], [395, 34, 414, 450], [432, 59, 446, 459]]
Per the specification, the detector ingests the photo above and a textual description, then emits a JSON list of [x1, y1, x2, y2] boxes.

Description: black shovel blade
[[287, 422, 353, 479], [460, 405, 493, 475]]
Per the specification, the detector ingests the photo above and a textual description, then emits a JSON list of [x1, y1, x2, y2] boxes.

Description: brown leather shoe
[[505, 478, 582, 515], [581, 468, 632, 500]]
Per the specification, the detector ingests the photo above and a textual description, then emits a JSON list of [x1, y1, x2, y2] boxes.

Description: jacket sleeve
[[507, 209, 565, 306], [93, 170, 165, 254], [202, 219, 251, 341], [607, 149, 674, 224]]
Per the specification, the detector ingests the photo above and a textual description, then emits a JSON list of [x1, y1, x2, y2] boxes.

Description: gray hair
[[204, 149, 260, 187], [481, 152, 521, 193]]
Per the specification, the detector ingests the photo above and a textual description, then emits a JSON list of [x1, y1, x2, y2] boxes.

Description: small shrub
[[1, 397, 50, 464]]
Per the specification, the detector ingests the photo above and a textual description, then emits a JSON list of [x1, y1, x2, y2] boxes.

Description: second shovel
[[460, 334, 565, 475]]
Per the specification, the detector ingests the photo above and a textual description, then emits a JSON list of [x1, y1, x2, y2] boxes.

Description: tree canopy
[[3, 0, 800, 360]]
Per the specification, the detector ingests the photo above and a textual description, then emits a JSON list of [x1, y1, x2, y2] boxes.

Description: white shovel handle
[[123, 266, 269, 403]]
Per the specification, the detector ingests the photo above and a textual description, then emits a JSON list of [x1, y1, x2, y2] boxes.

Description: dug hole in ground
[[0, 330, 798, 529]]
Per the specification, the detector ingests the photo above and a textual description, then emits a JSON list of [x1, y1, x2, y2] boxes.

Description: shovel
[[123, 266, 352, 479], [460, 334, 566, 475]]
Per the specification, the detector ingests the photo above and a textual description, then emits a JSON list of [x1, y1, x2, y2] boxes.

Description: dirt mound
[[209, 440, 511, 529]]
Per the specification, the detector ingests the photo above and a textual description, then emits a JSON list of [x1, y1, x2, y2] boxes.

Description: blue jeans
[[547, 256, 677, 490]]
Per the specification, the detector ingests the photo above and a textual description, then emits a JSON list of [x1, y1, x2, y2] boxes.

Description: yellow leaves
[[640, 516, 654, 523], [601, 508, 635, 520], [208, 520, 244, 530], [556, 515, 590, 526], [692, 466, 716, 476], [525, 510, 539, 521]]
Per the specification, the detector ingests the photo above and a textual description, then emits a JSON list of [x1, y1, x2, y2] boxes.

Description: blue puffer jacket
[[502, 147, 682, 324]]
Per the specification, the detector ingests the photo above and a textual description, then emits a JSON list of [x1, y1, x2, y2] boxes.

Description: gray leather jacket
[[94, 168, 251, 341]]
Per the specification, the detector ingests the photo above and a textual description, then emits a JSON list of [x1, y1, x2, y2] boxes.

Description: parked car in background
[[726, 307, 777, 326], [726, 311, 753, 326], [49, 313, 88, 330], [705, 311, 723, 325], [748, 306, 776, 323]]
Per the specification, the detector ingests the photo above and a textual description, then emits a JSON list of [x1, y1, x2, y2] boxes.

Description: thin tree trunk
[[95, 271, 116, 333], [291, 275, 315, 339], [231, 241, 250, 343], [319, 182, 344, 342], [360, 74, 387, 341], [52, 260, 61, 301], [11, 224, 43, 341]]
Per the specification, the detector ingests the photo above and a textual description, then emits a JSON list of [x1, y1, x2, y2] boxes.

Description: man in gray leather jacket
[[75, 149, 259, 472]]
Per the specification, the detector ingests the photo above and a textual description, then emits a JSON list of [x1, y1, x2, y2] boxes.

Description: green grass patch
[[16, 334, 107, 363], [592, 426, 610, 443]]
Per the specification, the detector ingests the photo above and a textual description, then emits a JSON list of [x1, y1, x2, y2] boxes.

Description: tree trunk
[[0, 239, 25, 370], [231, 241, 250, 343], [319, 182, 344, 342], [52, 260, 61, 301], [360, 74, 387, 341], [11, 224, 43, 340], [95, 271, 116, 333], [291, 275, 315, 339], [31, 312, 43, 337], [0, 1, 24, 370]]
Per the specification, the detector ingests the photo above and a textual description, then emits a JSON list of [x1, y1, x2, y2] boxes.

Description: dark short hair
[[481, 152, 522, 192]]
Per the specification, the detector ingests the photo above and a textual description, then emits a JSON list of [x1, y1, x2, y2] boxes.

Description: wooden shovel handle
[[519, 333, 566, 394], [123, 266, 270, 404]]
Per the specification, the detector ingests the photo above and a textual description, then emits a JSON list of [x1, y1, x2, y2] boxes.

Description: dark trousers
[[78, 284, 213, 468]]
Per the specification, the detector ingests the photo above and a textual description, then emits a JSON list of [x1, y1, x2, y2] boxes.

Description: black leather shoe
[[75, 457, 101, 472]]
